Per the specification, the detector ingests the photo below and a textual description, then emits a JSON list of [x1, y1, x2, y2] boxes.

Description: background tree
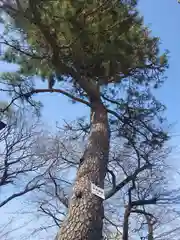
[[0, 118, 178, 240], [0, 109, 50, 239], [8, 122, 175, 240], [0, 1, 170, 239], [0, 110, 45, 208]]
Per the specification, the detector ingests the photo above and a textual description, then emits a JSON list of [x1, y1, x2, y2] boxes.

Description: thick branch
[[28, 88, 90, 107], [131, 209, 154, 219], [105, 163, 151, 200], [107, 169, 116, 189], [131, 198, 157, 207], [28, 1, 101, 102], [0, 87, 90, 114]]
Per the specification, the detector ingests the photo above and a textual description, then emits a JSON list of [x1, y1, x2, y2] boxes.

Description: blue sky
[[138, 0, 180, 135], [1, 0, 180, 239]]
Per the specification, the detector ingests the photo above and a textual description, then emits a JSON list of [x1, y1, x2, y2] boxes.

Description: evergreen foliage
[[0, 0, 169, 148]]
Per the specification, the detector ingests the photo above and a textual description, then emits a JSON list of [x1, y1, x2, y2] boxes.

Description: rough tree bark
[[56, 100, 110, 240]]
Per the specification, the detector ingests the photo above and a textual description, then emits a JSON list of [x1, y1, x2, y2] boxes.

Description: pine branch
[[27, 0, 101, 102], [0, 87, 90, 114], [28, 88, 90, 106], [0, 39, 45, 59]]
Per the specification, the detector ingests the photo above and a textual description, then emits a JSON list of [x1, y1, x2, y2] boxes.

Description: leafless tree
[[8, 120, 176, 240], [117, 145, 180, 240], [0, 110, 51, 239]]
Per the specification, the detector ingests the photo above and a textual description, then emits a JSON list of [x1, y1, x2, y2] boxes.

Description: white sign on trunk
[[91, 182, 105, 199]]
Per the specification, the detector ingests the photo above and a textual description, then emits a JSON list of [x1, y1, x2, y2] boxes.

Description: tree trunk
[[147, 218, 154, 240], [56, 100, 110, 240], [122, 205, 131, 240]]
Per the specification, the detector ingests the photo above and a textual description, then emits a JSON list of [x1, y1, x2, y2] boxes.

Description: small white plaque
[[91, 182, 105, 199]]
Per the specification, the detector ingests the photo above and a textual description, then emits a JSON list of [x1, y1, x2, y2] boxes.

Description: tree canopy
[[0, 0, 169, 146], [1, 0, 167, 86]]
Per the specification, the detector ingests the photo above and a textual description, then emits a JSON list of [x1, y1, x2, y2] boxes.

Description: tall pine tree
[[0, 1, 169, 239]]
